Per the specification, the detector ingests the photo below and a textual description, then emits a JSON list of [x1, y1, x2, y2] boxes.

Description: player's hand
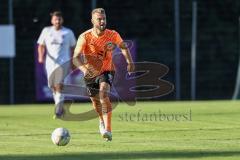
[[38, 57, 44, 64], [81, 67, 89, 76], [127, 63, 135, 74], [82, 65, 99, 78], [83, 70, 94, 78]]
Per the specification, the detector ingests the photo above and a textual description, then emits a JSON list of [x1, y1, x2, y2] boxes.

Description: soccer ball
[[51, 128, 70, 146]]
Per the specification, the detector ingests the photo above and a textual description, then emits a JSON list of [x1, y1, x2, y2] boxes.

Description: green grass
[[0, 101, 240, 160]]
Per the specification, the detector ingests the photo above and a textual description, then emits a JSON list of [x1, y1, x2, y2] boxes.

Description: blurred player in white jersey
[[37, 11, 76, 118]]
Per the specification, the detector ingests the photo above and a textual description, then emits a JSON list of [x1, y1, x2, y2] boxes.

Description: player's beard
[[99, 24, 106, 31], [54, 24, 62, 30]]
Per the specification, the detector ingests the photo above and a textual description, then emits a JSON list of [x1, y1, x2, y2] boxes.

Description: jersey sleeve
[[69, 30, 77, 47], [112, 30, 123, 47], [74, 34, 86, 55], [37, 28, 47, 45]]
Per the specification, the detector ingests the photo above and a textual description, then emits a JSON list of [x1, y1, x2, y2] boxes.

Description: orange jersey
[[75, 29, 123, 73]]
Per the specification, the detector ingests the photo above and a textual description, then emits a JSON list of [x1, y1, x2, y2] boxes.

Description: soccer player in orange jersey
[[73, 8, 134, 141]]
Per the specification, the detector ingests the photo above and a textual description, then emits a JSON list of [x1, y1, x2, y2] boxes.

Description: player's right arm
[[37, 28, 47, 64], [38, 44, 45, 63], [73, 34, 88, 75]]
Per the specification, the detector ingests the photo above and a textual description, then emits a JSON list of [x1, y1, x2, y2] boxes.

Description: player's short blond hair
[[91, 8, 105, 16]]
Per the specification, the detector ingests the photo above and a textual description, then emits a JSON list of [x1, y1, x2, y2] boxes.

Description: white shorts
[[45, 59, 70, 88]]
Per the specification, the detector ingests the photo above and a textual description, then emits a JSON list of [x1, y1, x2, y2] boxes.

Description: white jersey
[[37, 26, 76, 65], [37, 26, 76, 87]]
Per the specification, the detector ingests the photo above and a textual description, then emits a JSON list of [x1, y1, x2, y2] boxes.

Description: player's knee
[[99, 83, 110, 99], [55, 84, 63, 92], [92, 98, 101, 107], [99, 91, 108, 100]]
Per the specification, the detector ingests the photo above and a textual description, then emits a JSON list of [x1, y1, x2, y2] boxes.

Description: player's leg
[[99, 82, 112, 129], [84, 78, 105, 135], [99, 81, 112, 141], [98, 71, 114, 141], [45, 59, 66, 118], [50, 63, 69, 118], [89, 95, 105, 135], [45, 60, 62, 117], [53, 83, 65, 117], [90, 95, 104, 122]]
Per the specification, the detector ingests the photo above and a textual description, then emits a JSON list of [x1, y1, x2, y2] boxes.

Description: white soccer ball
[[51, 128, 70, 146]]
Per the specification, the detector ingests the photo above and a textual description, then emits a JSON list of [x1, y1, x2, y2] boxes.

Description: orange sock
[[104, 111, 112, 132], [101, 97, 112, 132]]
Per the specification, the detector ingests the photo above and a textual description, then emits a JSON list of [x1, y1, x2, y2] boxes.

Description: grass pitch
[[0, 101, 240, 160]]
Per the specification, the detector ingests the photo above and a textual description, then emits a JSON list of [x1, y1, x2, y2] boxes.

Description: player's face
[[92, 13, 106, 31], [51, 16, 63, 30]]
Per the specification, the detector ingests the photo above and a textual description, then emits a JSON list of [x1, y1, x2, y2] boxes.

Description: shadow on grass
[[1, 150, 240, 160]]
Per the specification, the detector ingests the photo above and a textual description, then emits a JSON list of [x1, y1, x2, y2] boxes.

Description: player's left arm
[[119, 43, 135, 73], [69, 30, 77, 69], [69, 30, 77, 57], [114, 31, 135, 73]]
